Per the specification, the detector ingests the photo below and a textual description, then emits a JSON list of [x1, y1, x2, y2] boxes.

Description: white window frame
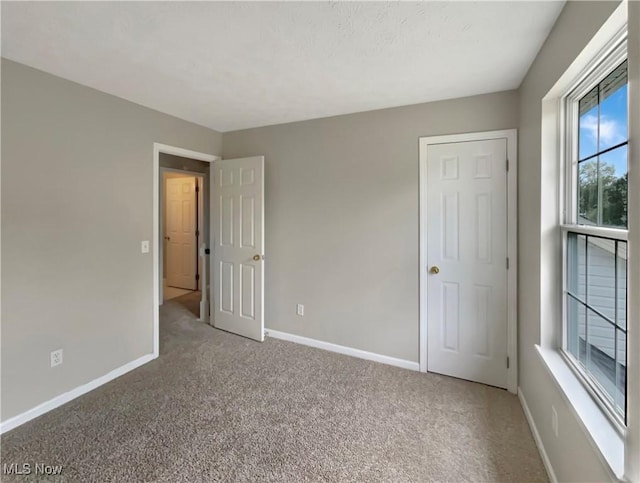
[[560, 34, 628, 431]]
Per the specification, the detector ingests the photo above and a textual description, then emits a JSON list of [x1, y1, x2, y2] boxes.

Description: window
[[563, 42, 628, 426], [577, 60, 628, 229]]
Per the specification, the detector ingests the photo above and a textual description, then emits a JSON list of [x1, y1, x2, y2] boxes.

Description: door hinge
[[195, 185, 200, 193], [507, 357, 510, 369], [196, 273, 200, 281], [506, 159, 510, 172], [506, 257, 510, 270], [196, 230, 200, 237]]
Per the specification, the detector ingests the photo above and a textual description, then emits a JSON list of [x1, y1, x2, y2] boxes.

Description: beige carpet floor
[[1, 292, 547, 482]]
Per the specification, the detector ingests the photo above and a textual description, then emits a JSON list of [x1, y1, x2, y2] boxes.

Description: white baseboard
[[0, 353, 156, 434], [518, 388, 558, 483], [265, 329, 419, 371]]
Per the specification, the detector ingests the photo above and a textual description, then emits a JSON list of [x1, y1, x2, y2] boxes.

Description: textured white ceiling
[[2, 1, 564, 132]]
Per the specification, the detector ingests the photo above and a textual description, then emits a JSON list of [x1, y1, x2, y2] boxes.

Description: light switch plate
[[141, 240, 150, 253]]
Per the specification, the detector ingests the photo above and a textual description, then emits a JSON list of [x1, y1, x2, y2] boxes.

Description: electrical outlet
[[51, 349, 63, 368], [551, 405, 558, 437], [141, 240, 150, 253], [296, 304, 304, 317]]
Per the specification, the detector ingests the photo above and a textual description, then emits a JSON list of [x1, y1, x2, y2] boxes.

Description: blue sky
[[579, 84, 628, 179]]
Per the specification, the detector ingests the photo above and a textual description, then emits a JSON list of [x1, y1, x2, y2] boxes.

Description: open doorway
[[153, 143, 266, 359], [160, 153, 210, 319], [162, 171, 202, 308]]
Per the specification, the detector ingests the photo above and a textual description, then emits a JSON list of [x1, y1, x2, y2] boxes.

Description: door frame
[[153, 143, 220, 358], [160, 168, 205, 297], [418, 129, 518, 393]]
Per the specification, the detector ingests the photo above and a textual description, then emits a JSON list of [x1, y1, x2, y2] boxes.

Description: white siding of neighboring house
[[576, 237, 627, 365]]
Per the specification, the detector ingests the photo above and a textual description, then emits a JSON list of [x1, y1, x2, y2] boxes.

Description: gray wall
[[1, 59, 222, 421], [517, 2, 620, 481], [223, 91, 518, 362]]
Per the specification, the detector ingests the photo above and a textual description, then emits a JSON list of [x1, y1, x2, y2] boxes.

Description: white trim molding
[[0, 354, 154, 434], [153, 143, 219, 358], [265, 329, 420, 372], [418, 129, 518, 394], [518, 388, 558, 483]]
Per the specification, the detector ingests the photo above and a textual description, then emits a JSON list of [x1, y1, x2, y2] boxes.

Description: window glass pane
[[565, 233, 626, 420], [579, 308, 587, 366], [600, 145, 628, 228], [599, 61, 628, 152], [586, 307, 617, 404], [616, 329, 626, 415], [566, 294, 584, 361], [617, 242, 627, 330], [586, 237, 616, 321], [579, 86, 598, 160], [578, 158, 599, 224], [566, 233, 587, 301]]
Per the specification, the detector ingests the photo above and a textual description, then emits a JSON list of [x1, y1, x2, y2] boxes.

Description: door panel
[[441, 282, 460, 351], [240, 263, 256, 319], [212, 156, 264, 341], [240, 196, 255, 248], [426, 139, 508, 388], [166, 176, 197, 290]]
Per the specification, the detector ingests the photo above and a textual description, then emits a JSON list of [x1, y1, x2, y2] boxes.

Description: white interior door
[[166, 176, 197, 290], [426, 138, 508, 388], [212, 156, 264, 341]]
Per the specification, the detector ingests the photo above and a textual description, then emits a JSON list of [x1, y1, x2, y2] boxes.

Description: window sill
[[535, 345, 624, 480]]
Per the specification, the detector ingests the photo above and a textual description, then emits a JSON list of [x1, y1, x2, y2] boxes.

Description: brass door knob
[[430, 266, 440, 274], [253, 254, 261, 261]]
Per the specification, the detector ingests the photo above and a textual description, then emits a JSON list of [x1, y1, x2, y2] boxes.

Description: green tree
[[604, 173, 628, 227], [579, 161, 627, 228]]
